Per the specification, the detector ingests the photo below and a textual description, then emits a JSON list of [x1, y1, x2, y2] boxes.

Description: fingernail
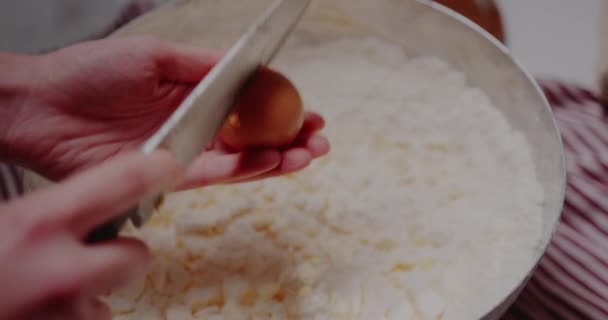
[[308, 135, 331, 157]]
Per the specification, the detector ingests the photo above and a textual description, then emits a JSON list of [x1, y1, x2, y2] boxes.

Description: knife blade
[[86, 0, 311, 243]]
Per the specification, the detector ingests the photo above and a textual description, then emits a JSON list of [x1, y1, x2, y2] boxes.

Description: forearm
[[0, 52, 39, 163]]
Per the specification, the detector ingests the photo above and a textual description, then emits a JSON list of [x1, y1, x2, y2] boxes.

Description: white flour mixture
[[105, 37, 544, 320]]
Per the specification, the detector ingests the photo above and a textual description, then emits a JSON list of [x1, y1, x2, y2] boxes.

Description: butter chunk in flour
[[104, 37, 544, 320]]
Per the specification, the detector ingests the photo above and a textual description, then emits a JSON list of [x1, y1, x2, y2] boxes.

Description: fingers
[[252, 111, 329, 178], [29, 297, 111, 320], [300, 112, 326, 138], [88, 298, 112, 320], [75, 237, 149, 296], [65, 297, 111, 320], [235, 133, 330, 183], [280, 148, 313, 172], [182, 133, 330, 188], [153, 42, 222, 83], [0, 149, 163, 319], [10, 150, 183, 238], [179, 149, 281, 190], [285, 112, 325, 147], [179, 112, 329, 189], [306, 135, 331, 158], [80, 298, 112, 320], [38, 238, 148, 314]]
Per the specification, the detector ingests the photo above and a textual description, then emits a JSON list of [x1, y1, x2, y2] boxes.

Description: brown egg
[[218, 67, 305, 150]]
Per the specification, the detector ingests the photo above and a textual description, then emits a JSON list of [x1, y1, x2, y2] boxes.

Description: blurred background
[[0, 0, 605, 90]]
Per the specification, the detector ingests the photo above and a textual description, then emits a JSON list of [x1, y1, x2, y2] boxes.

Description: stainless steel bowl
[[25, 0, 566, 318]]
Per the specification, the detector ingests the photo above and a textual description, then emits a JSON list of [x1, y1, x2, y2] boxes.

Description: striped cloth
[[502, 80, 608, 320]]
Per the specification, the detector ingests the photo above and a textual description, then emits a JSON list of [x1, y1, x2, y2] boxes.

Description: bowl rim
[[23, 0, 567, 318], [418, 0, 567, 317]]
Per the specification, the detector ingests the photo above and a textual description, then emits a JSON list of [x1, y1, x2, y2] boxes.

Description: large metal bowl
[[24, 0, 566, 318]]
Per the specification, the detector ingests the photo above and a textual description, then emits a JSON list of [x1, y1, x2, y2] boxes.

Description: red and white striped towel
[[501, 80, 608, 320]]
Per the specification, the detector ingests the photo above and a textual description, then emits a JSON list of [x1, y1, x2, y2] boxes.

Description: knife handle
[[85, 207, 136, 243], [85, 193, 159, 243]]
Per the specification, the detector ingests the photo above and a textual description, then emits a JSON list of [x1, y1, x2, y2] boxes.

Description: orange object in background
[[433, 0, 506, 43]]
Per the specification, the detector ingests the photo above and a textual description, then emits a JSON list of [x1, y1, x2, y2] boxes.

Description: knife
[[86, 0, 311, 243]]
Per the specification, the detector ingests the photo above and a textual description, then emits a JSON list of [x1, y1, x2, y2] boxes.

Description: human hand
[[0, 151, 182, 320], [4, 37, 329, 186]]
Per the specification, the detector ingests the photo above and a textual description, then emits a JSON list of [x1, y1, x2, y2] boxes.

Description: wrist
[[0, 52, 41, 163]]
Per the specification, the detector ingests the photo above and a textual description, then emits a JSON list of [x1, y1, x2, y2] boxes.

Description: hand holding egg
[[179, 66, 329, 189]]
